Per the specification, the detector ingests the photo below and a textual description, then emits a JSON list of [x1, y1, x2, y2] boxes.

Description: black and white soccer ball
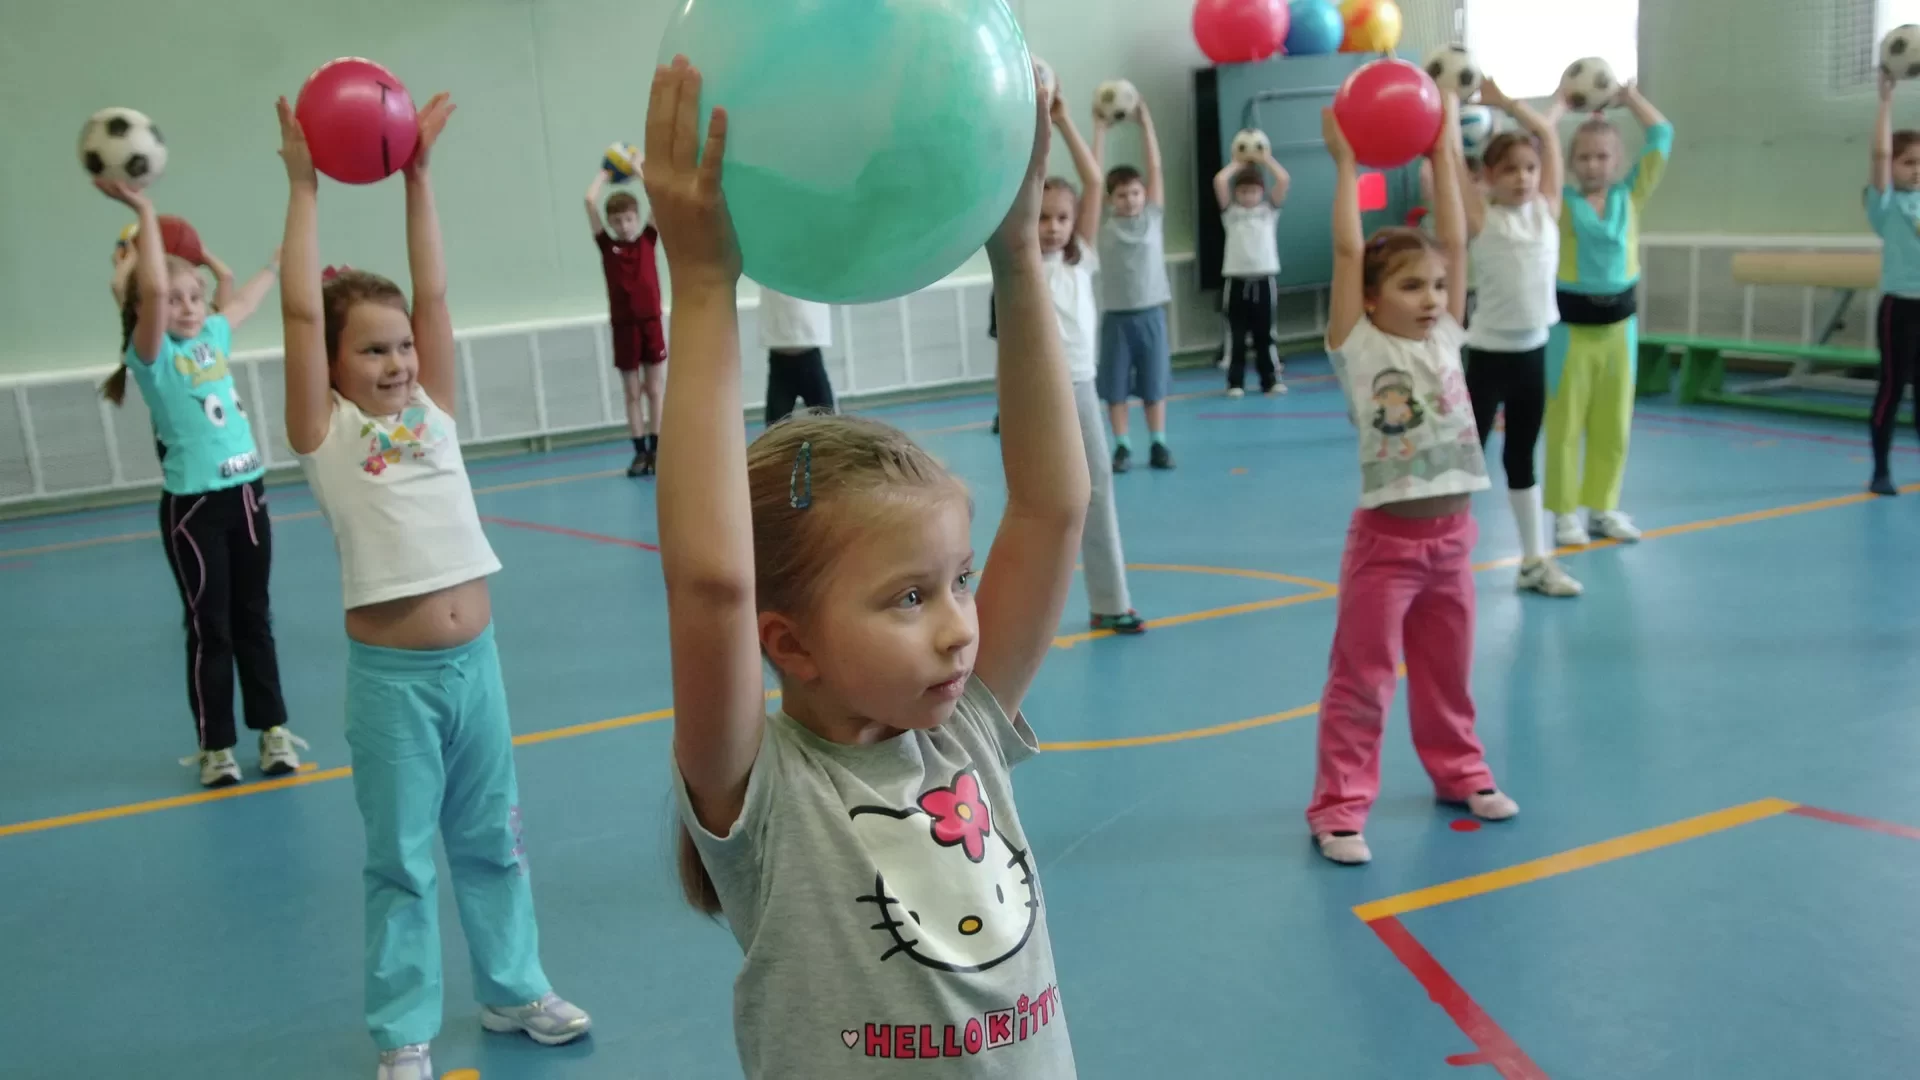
[[78, 108, 168, 188], [1558, 57, 1617, 112], [1883, 25, 1920, 80], [1422, 44, 1481, 98], [1095, 79, 1141, 123], [1231, 128, 1270, 164]]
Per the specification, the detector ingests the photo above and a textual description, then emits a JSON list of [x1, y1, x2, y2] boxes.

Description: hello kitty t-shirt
[[1328, 314, 1490, 509], [674, 677, 1074, 1079]]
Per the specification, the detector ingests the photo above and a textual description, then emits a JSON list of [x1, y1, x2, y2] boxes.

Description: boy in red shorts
[[586, 168, 666, 476]]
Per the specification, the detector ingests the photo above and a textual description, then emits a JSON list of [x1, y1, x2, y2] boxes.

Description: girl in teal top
[[1864, 68, 1920, 495], [1543, 82, 1672, 550], [97, 179, 304, 789]]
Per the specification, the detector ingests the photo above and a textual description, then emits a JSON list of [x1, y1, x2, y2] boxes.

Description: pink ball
[[1331, 58, 1442, 170], [295, 58, 418, 185], [1193, 0, 1289, 65]]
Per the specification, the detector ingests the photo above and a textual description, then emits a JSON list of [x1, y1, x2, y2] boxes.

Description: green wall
[[0, 0, 1878, 376]]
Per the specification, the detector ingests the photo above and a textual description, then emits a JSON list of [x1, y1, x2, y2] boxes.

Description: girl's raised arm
[[277, 97, 332, 455], [405, 94, 459, 414], [1322, 109, 1365, 350], [99, 180, 166, 363], [1429, 94, 1471, 327], [647, 59, 762, 836], [1053, 88, 1103, 247]]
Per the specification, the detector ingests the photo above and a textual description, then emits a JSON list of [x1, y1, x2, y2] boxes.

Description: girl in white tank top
[[1460, 78, 1583, 599]]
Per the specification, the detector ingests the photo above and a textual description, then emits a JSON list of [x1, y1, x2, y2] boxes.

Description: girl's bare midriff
[[1381, 492, 1472, 519], [346, 576, 492, 651]]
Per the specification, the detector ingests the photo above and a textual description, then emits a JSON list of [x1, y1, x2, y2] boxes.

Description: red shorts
[[612, 318, 667, 371]]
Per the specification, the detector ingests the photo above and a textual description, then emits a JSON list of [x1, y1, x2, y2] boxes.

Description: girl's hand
[[94, 177, 151, 211], [1479, 76, 1514, 112], [1882, 67, 1899, 102], [406, 92, 456, 175], [1320, 107, 1355, 166], [989, 80, 1054, 261], [643, 57, 740, 288], [276, 97, 317, 189], [1049, 85, 1069, 125], [1134, 98, 1152, 125], [1611, 79, 1641, 109], [1430, 91, 1461, 159]]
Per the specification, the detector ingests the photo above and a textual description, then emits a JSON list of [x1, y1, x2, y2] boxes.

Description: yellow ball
[[1339, 0, 1403, 53]]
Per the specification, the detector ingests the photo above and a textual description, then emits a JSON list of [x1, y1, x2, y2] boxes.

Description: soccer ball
[[1094, 79, 1140, 123], [1460, 105, 1496, 157], [78, 108, 167, 188], [1231, 128, 1270, 164], [1422, 44, 1481, 98], [603, 142, 641, 183], [1883, 25, 1920, 80], [1558, 57, 1617, 112], [1034, 57, 1057, 98]]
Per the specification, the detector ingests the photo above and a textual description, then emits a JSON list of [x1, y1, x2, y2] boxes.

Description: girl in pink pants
[[1310, 94, 1520, 866]]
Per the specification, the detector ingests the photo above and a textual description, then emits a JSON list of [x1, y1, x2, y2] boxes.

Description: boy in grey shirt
[[1094, 97, 1175, 472]]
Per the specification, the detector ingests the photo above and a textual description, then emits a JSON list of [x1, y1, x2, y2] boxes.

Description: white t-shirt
[[299, 388, 501, 610], [1328, 315, 1490, 510], [1043, 247, 1100, 383], [1221, 204, 1280, 278], [1466, 198, 1560, 351], [758, 288, 833, 350]]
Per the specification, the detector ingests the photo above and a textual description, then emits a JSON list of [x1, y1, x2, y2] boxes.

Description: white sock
[[1509, 486, 1546, 561]]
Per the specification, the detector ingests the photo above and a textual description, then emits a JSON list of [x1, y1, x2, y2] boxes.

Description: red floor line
[[1636, 412, 1920, 454], [1366, 916, 1549, 1079], [1788, 804, 1920, 841], [0, 560, 30, 571], [479, 516, 660, 552]]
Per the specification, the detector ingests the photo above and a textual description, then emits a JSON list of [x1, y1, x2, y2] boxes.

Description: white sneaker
[[258, 726, 309, 776], [481, 992, 593, 1046], [1225, 387, 1246, 399], [1315, 832, 1372, 865], [1467, 789, 1519, 821], [1516, 558, 1583, 597], [376, 1043, 432, 1080], [1589, 509, 1641, 542], [1554, 512, 1590, 547], [183, 748, 242, 788], [1264, 382, 1288, 396]]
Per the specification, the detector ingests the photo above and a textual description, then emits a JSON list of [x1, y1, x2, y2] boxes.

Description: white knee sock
[[1509, 486, 1546, 561]]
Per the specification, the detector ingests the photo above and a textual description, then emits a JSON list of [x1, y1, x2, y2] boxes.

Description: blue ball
[[1286, 0, 1345, 56], [657, 0, 1036, 305]]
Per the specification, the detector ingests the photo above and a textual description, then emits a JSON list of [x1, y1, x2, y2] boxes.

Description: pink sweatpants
[[1306, 508, 1494, 836]]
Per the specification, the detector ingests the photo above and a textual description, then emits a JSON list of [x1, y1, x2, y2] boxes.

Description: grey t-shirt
[[676, 678, 1076, 1079], [1097, 203, 1172, 312]]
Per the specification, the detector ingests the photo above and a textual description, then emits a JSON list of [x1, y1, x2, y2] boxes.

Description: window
[[1882, 0, 1920, 41], [1463, 0, 1638, 101]]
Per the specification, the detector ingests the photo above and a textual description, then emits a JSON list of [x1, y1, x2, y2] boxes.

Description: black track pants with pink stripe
[[1871, 294, 1920, 475], [158, 479, 288, 752]]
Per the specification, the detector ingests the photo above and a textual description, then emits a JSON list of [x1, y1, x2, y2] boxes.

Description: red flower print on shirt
[[919, 770, 993, 863]]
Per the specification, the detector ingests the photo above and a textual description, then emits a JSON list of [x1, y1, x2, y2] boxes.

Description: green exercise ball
[[657, 0, 1036, 304]]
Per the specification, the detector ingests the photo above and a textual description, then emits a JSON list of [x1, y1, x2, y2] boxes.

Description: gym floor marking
[[1352, 799, 1920, 1079]]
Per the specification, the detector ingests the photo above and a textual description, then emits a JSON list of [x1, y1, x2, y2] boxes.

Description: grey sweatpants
[[1073, 378, 1132, 616]]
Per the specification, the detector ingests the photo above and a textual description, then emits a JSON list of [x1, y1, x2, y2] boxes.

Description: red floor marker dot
[[1450, 819, 1481, 832]]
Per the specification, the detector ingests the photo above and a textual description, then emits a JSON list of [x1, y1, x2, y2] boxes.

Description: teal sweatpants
[[345, 624, 550, 1050]]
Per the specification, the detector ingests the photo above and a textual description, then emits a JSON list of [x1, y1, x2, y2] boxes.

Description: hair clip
[[789, 441, 813, 509], [321, 264, 352, 282]]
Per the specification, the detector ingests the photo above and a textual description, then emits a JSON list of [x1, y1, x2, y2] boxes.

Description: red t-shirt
[[597, 228, 661, 323]]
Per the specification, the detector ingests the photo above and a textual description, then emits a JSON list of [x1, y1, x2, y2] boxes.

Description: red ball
[[157, 215, 204, 265], [1193, 0, 1290, 65], [294, 58, 418, 185], [1331, 58, 1442, 170]]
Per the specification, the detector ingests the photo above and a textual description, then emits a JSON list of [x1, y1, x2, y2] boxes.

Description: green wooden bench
[[1636, 334, 1900, 424]]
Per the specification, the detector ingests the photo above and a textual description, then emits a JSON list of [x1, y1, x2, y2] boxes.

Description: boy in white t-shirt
[[1213, 156, 1289, 396], [757, 287, 836, 426]]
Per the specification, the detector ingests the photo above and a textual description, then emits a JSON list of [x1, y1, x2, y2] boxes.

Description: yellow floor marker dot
[[1230, 467, 1248, 475], [442, 1070, 480, 1080]]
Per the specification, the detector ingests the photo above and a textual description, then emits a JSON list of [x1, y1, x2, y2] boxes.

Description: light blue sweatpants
[[345, 624, 550, 1050]]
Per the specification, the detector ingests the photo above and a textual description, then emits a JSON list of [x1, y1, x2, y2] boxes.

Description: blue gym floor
[[5, 357, 1920, 1079]]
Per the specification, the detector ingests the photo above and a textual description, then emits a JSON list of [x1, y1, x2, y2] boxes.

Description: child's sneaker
[[1589, 509, 1641, 542], [481, 992, 593, 1046], [1089, 611, 1148, 635], [1111, 444, 1131, 474], [184, 748, 242, 789], [991, 414, 1000, 436], [1226, 387, 1245, 399], [1516, 558, 1582, 597], [1316, 831, 1371, 865], [1466, 789, 1519, 821], [1148, 442, 1175, 470], [1264, 381, 1288, 396], [1870, 471, 1897, 496], [626, 452, 648, 478], [376, 1043, 432, 1080], [258, 726, 309, 776], [1553, 512, 1589, 547]]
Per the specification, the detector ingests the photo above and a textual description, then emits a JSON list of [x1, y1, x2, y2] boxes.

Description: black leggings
[[764, 348, 836, 426], [1224, 277, 1278, 391], [1872, 294, 1920, 473], [159, 479, 287, 751], [1465, 344, 1546, 490]]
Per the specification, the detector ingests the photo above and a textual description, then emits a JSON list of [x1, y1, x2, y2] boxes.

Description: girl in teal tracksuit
[[1544, 83, 1671, 548]]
